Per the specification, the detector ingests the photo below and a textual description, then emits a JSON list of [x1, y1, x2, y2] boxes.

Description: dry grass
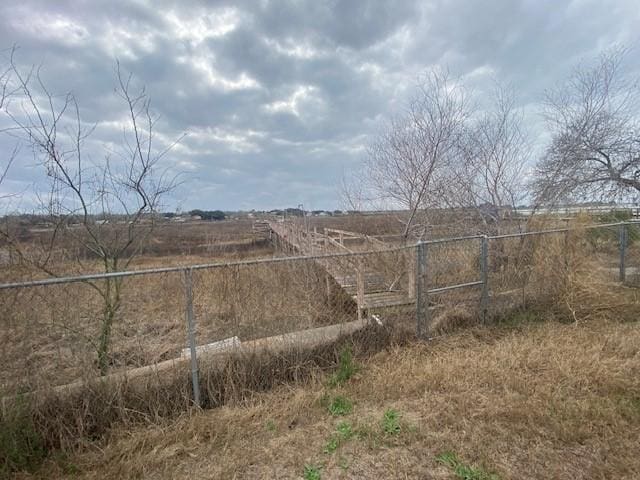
[[306, 211, 533, 239], [18, 312, 639, 480], [0, 219, 266, 269]]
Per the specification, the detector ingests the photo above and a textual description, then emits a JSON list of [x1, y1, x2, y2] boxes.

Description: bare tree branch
[[362, 68, 470, 241], [533, 46, 640, 204], [451, 82, 530, 234]]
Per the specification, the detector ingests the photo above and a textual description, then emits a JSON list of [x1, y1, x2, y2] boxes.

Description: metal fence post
[[356, 259, 365, 322], [183, 267, 201, 408], [416, 241, 428, 337], [619, 223, 627, 282], [480, 236, 489, 321]]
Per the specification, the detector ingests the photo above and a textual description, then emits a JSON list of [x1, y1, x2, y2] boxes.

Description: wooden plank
[[364, 296, 413, 309], [324, 228, 362, 237]]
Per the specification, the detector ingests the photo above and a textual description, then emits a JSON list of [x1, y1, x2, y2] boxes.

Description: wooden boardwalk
[[268, 220, 414, 319]]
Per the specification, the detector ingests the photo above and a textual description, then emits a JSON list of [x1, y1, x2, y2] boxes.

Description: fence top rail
[[0, 221, 630, 291], [422, 234, 484, 245], [0, 242, 415, 291]]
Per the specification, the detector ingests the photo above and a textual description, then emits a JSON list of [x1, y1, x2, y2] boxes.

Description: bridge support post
[[326, 274, 331, 300], [416, 242, 428, 337]]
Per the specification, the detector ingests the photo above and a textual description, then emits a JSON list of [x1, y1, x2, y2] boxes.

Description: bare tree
[[340, 166, 371, 213], [1, 57, 182, 374], [453, 84, 530, 234], [364, 68, 471, 240], [533, 47, 640, 203], [0, 48, 21, 264]]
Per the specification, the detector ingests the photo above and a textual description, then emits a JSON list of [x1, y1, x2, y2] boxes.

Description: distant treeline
[[163, 210, 226, 221], [267, 208, 345, 217]]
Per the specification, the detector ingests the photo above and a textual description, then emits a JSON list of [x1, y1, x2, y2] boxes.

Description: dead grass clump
[[2, 367, 192, 451], [198, 323, 400, 409], [0, 255, 361, 397], [429, 304, 477, 335], [485, 218, 639, 324], [548, 225, 640, 323]]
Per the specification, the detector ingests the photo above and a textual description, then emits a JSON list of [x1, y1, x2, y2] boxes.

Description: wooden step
[[353, 291, 414, 309]]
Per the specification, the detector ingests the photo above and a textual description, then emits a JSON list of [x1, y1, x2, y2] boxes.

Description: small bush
[[382, 408, 401, 435], [0, 398, 47, 475], [323, 436, 339, 454], [323, 421, 354, 454], [327, 396, 353, 416], [436, 451, 500, 480], [328, 347, 358, 387], [303, 464, 322, 480], [336, 421, 353, 439]]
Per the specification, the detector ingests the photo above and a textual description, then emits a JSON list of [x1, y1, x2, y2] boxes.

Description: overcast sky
[[1, 0, 639, 212]]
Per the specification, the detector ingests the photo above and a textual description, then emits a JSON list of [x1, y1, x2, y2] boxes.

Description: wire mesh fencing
[[487, 231, 570, 316], [0, 272, 190, 387], [0, 221, 635, 425], [191, 255, 358, 345], [416, 236, 484, 335], [623, 221, 640, 285]]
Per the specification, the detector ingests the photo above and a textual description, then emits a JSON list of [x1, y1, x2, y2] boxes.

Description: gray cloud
[[1, 0, 639, 211]]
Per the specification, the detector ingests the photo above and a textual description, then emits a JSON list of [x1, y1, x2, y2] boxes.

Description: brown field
[[0, 218, 274, 281], [306, 211, 530, 238]]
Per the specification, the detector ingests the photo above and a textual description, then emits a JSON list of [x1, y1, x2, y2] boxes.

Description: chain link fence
[[0, 221, 635, 442], [623, 221, 640, 285]]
